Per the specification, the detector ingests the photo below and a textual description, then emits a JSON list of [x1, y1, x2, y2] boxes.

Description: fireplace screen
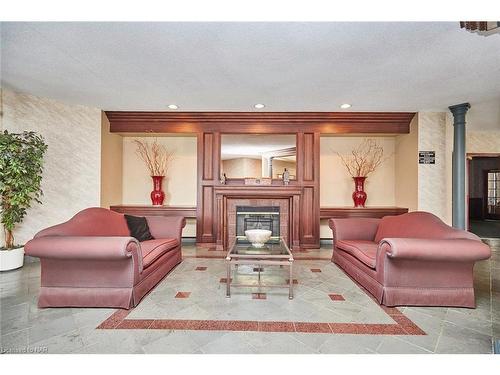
[[236, 206, 280, 243]]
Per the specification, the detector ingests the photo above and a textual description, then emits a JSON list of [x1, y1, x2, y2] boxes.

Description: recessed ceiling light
[[340, 103, 352, 109], [254, 103, 265, 109], [167, 104, 178, 110]]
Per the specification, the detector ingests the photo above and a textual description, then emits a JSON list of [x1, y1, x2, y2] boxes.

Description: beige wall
[[395, 115, 419, 212], [467, 130, 500, 153], [417, 112, 450, 223], [1, 88, 101, 245], [122, 136, 197, 236], [222, 157, 262, 178], [100, 112, 123, 208], [319, 136, 396, 238]]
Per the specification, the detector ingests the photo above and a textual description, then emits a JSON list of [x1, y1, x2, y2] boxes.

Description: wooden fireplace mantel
[[213, 185, 303, 195]]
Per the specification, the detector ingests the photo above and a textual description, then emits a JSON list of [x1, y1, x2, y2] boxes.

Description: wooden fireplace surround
[[106, 111, 415, 250]]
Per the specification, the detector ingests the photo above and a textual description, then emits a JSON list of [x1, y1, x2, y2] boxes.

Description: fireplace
[[236, 206, 280, 243], [215, 187, 302, 251]]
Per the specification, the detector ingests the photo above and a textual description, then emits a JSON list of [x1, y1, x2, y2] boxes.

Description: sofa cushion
[[336, 240, 378, 269], [125, 214, 154, 242], [141, 238, 179, 269]]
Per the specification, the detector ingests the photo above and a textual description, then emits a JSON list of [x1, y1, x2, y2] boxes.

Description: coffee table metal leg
[[226, 260, 231, 297], [289, 261, 293, 299]]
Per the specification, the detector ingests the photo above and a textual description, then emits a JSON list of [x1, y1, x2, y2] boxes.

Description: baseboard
[[181, 237, 196, 245], [320, 239, 333, 246], [24, 255, 40, 263]]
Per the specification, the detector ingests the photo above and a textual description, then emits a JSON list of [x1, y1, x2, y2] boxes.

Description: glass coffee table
[[225, 237, 294, 299]]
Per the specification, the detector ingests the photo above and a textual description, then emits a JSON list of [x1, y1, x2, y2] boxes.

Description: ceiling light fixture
[[167, 104, 179, 110], [340, 103, 352, 109], [254, 103, 265, 109]]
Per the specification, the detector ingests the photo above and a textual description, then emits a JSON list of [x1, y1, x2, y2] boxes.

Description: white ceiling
[[1, 22, 499, 130]]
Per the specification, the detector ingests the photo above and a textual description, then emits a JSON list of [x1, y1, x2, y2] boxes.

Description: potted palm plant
[[0, 130, 47, 271]]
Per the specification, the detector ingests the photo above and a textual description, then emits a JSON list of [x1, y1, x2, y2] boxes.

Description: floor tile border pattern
[[97, 295, 426, 335], [97, 306, 425, 335]]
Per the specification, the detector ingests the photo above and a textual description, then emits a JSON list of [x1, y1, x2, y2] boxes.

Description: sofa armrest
[[329, 218, 380, 243], [146, 216, 186, 241], [24, 236, 141, 261], [379, 238, 491, 262]]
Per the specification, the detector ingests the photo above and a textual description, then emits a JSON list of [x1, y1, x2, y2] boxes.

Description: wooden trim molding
[[110, 205, 197, 218], [320, 207, 408, 219], [106, 111, 415, 134]]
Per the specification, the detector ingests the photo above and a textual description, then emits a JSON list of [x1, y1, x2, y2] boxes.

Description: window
[[487, 170, 500, 216]]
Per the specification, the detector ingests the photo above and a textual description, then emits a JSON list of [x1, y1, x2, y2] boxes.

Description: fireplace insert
[[236, 206, 280, 243]]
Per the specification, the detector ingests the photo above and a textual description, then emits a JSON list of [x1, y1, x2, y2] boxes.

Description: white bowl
[[245, 229, 272, 248]]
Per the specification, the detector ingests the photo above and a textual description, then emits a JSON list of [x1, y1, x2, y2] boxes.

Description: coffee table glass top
[[227, 237, 292, 259]]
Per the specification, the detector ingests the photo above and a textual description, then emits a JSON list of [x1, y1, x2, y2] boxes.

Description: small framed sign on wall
[[419, 151, 436, 164]]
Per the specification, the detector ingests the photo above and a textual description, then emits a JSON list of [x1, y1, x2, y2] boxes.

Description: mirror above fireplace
[[221, 134, 296, 179]]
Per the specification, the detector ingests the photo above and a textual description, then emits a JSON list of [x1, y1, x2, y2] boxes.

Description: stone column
[[448, 103, 471, 229]]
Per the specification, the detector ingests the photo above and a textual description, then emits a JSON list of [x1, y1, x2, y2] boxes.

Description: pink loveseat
[[329, 211, 491, 308], [25, 207, 186, 309]]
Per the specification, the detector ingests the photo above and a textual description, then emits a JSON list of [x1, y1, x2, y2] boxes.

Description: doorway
[[467, 154, 500, 238]]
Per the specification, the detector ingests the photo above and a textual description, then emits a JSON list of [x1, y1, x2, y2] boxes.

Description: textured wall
[[417, 112, 449, 222], [416, 114, 500, 226], [122, 136, 197, 236], [467, 131, 500, 153], [1, 89, 101, 245]]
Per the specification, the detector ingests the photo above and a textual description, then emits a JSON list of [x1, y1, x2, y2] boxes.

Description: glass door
[[486, 170, 500, 219]]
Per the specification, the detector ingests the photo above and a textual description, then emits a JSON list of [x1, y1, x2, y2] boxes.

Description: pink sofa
[[329, 211, 491, 308], [25, 207, 186, 309]]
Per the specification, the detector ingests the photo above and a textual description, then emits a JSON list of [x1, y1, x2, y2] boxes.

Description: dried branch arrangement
[[336, 139, 389, 177], [133, 139, 175, 176]]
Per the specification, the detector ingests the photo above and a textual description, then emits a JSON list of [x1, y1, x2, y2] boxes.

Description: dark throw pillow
[[124, 214, 154, 242]]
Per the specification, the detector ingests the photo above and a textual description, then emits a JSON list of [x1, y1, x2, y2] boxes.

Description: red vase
[[352, 176, 367, 208], [150, 176, 165, 205]]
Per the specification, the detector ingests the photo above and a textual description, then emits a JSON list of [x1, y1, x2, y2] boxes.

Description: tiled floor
[[1, 240, 498, 354]]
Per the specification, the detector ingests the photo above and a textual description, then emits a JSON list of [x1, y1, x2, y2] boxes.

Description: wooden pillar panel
[[302, 133, 315, 182], [203, 133, 214, 180], [196, 132, 220, 243], [298, 132, 320, 248]]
